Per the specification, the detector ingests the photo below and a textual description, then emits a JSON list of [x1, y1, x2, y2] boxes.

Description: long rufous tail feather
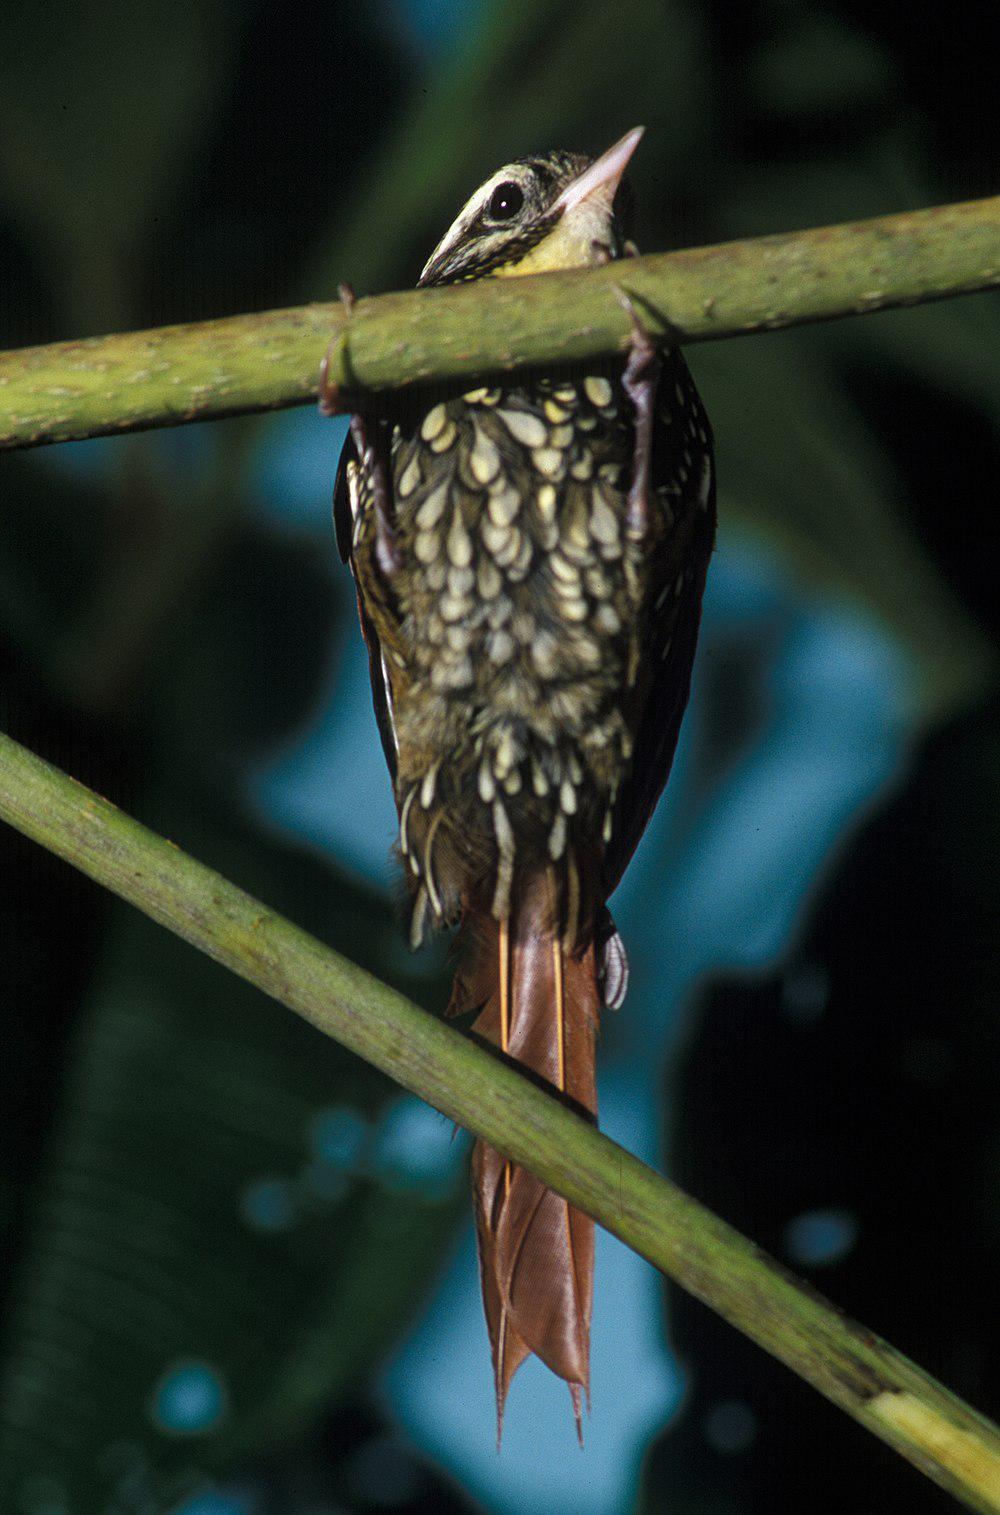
[[447, 871, 600, 1441]]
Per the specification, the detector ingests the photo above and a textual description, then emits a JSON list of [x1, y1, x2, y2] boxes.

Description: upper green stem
[[1, 195, 998, 450]]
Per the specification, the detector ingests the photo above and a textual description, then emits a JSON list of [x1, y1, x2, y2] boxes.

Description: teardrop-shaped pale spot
[[478, 760, 496, 802], [570, 455, 593, 480], [463, 387, 490, 404], [415, 530, 439, 563], [549, 424, 574, 449], [448, 565, 474, 595], [532, 448, 564, 478], [563, 504, 594, 557], [420, 403, 448, 441], [440, 593, 471, 622], [425, 559, 447, 589], [575, 636, 601, 669], [553, 572, 584, 600], [560, 778, 578, 815], [446, 509, 473, 568], [544, 398, 570, 423], [584, 375, 613, 408], [595, 604, 621, 634], [494, 727, 517, 777], [589, 487, 620, 545], [585, 566, 610, 599], [549, 812, 567, 860], [536, 483, 558, 521], [532, 760, 550, 796], [415, 479, 449, 529], [554, 385, 577, 404], [599, 462, 622, 483], [449, 657, 474, 689], [498, 409, 548, 448], [470, 428, 501, 485], [531, 632, 560, 678], [430, 421, 457, 453], [487, 486, 520, 527], [482, 520, 512, 556], [559, 596, 589, 622], [398, 453, 421, 497], [489, 629, 515, 665], [420, 762, 439, 809], [509, 611, 533, 645], [445, 624, 469, 651], [549, 553, 580, 585], [492, 528, 521, 568], [508, 536, 533, 580], [477, 560, 502, 599]]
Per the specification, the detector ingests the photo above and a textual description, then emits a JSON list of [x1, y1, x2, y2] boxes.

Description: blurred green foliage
[[0, 0, 997, 1510]]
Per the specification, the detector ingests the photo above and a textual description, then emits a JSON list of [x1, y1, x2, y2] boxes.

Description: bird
[[325, 126, 715, 1441]]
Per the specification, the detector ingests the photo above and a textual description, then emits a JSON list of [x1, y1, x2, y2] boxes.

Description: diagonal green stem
[[0, 728, 998, 1510], [1, 195, 998, 451]]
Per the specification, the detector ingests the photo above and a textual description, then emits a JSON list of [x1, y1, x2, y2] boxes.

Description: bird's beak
[[551, 126, 644, 218]]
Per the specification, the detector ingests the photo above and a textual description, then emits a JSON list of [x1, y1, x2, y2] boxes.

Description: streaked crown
[[418, 126, 644, 287]]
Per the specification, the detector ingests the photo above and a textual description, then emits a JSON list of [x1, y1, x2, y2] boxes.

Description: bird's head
[[417, 126, 643, 288]]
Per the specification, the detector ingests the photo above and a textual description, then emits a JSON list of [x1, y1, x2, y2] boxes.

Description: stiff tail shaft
[[448, 872, 600, 1440]]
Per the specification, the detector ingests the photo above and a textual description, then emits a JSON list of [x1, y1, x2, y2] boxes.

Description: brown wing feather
[[603, 352, 716, 894], [333, 431, 400, 783]]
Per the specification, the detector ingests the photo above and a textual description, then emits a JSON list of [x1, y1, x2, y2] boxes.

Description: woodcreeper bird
[[325, 126, 715, 1439]]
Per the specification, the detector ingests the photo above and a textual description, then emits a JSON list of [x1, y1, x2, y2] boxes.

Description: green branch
[[1, 195, 997, 451], [0, 730, 998, 1510]]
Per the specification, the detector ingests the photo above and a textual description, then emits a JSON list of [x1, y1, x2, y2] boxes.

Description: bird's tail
[[447, 870, 600, 1442]]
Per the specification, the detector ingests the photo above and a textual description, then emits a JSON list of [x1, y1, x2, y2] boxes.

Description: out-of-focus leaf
[[0, 790, 460, 1513], [746, 12, 895, 115], [0, 0, 247, 328]]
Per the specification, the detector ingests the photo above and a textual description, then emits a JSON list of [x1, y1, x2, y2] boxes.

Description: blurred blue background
[[0, 2, 997, 1513]]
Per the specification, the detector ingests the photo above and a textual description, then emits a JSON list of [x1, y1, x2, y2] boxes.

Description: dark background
[[0, 2, 997, 1512]]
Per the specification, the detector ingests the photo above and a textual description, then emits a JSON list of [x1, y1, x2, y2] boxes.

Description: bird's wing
[[333, 428, 400, 785], [602, 353, 716, 896]]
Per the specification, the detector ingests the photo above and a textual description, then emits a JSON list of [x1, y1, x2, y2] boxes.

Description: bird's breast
[[372, 376, 657, 788]]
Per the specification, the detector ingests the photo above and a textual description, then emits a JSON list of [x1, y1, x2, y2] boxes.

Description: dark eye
[[487, 181, 525, 220]]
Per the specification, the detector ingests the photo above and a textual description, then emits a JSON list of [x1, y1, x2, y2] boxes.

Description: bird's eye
[[487, 181, 525, 220]]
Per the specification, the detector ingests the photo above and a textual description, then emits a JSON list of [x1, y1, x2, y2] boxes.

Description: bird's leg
[[319, 284, 401, 576], [615, 287, 660, 542]]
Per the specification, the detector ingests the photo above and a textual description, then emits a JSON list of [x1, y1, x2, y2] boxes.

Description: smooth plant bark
[[0, 195, 997, 450]]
